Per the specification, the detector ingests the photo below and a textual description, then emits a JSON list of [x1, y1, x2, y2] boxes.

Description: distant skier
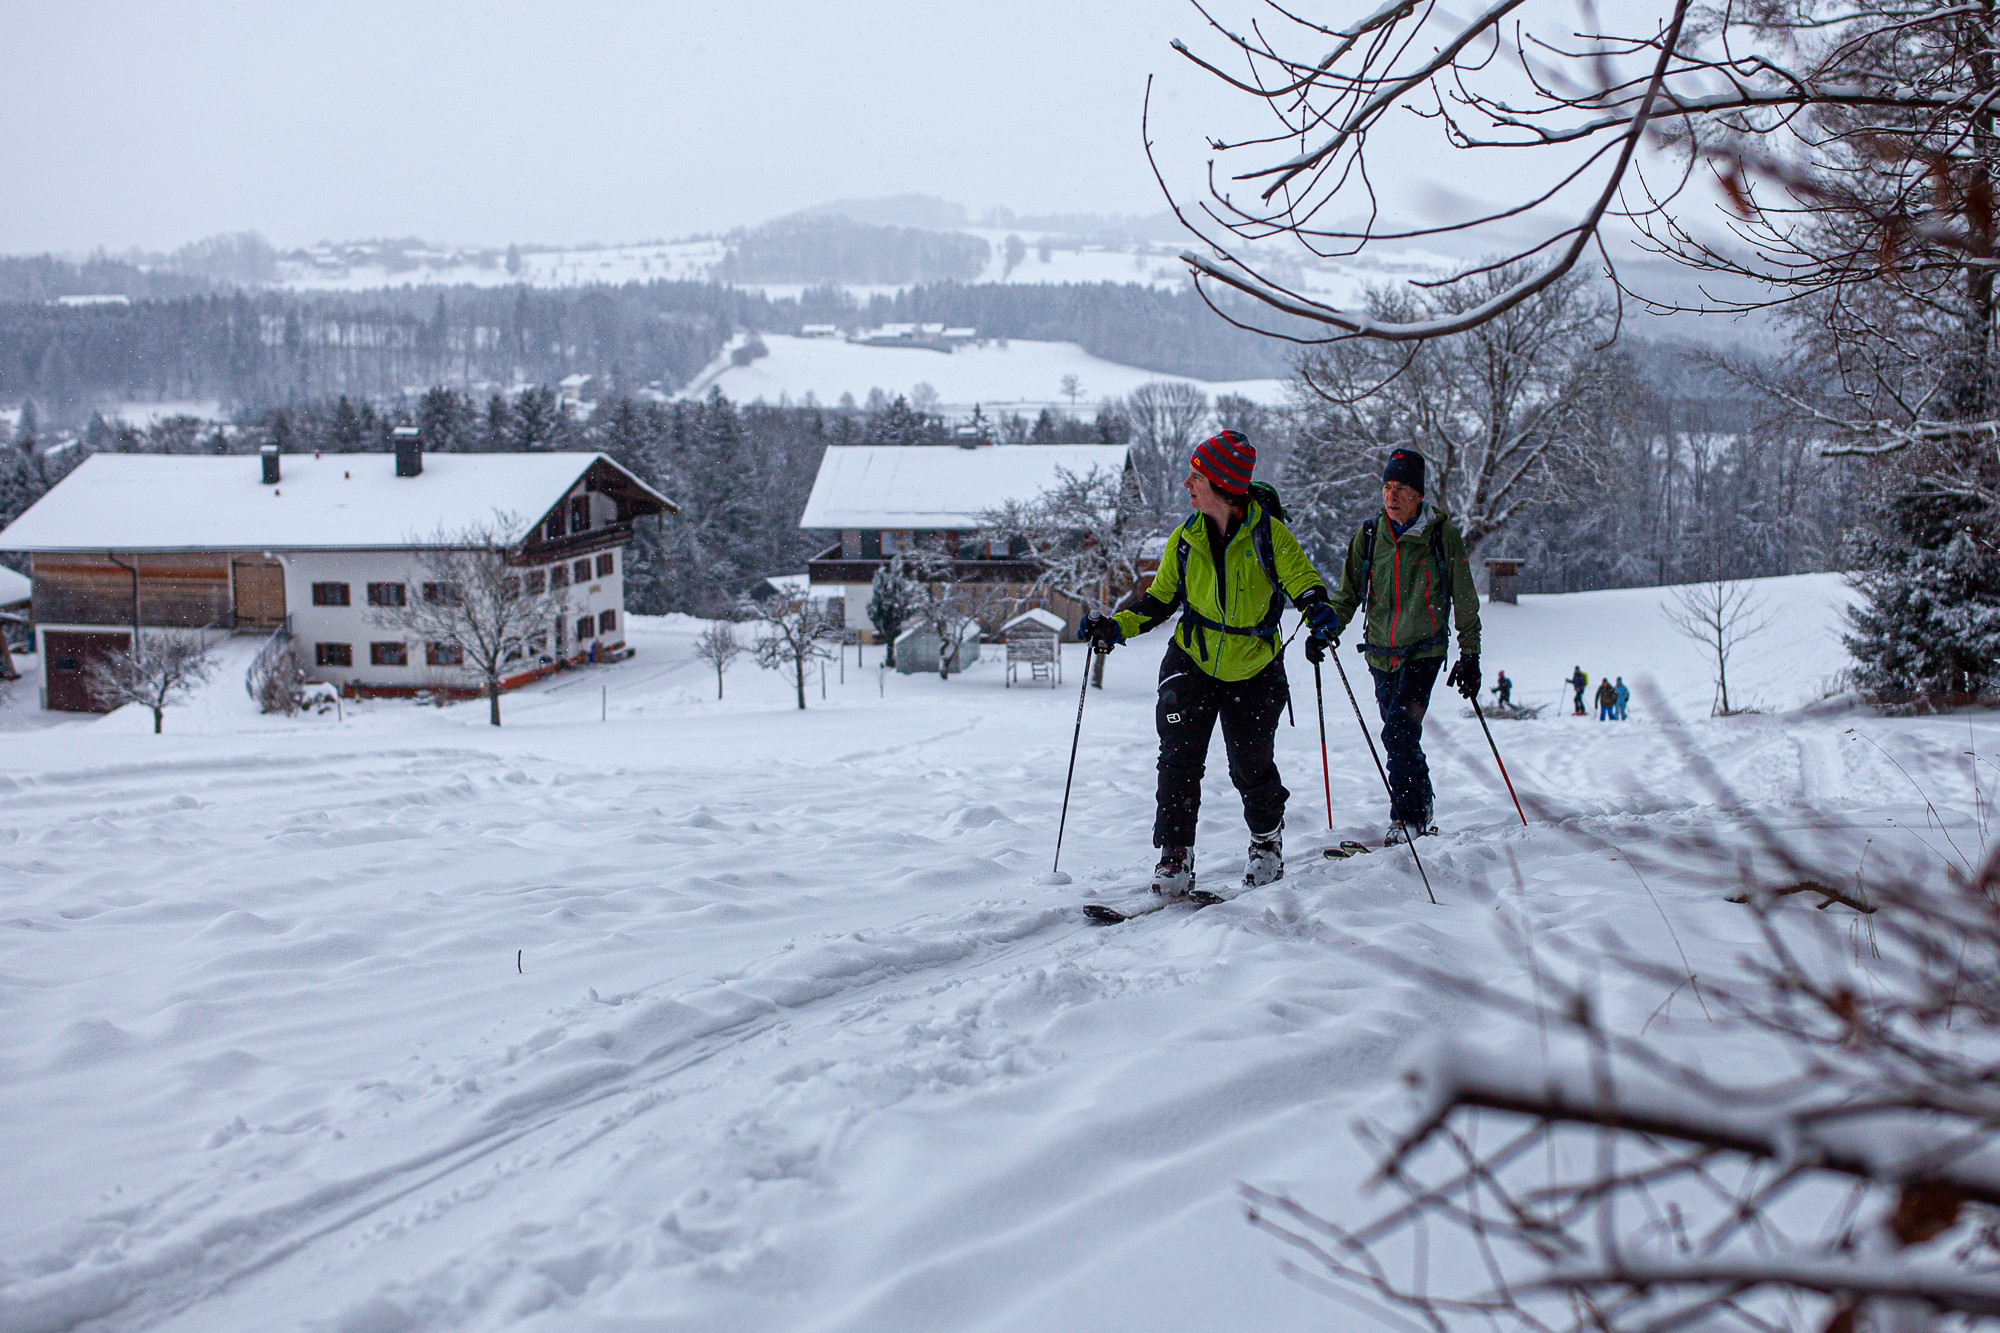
[[1596, 678, 1617, 721], [1078, 430, 1331, 900], [1493, 669, 1512, 708], [1307, 449, 1480, 843], [1614, 676, 1630, 720], [1568, 666, 1588, 716]]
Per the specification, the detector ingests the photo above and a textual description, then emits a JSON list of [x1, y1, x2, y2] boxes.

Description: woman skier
[[1078, 430, 1334, 901]]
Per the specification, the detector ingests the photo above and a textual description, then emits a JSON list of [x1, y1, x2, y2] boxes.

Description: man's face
[[1382, 480, 1422, 524]]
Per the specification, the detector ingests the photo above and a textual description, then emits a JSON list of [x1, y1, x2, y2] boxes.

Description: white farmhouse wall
[[284, 547, 627, 690]]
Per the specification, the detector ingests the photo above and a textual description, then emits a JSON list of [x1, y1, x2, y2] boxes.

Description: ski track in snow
[[3, 577, 1995, 1332]]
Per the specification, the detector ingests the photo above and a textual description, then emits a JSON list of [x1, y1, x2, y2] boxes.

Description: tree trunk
[[488, 678, 502, 726], [795, 658, 807, 709], [152, 706, 163, 734], [716, 665, 725, 699]]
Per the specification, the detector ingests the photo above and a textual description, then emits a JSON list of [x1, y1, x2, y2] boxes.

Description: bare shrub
[[693, 620, 743, 699], [245, 633, 307, 715], [88, 630, 215, 733]]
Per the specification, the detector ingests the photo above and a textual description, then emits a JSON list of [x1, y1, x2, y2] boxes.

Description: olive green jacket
[[1324, 502, 1481, 671], [1112, 500, 1327, 682]]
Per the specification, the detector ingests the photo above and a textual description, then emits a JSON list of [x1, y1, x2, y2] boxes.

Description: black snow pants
[[1369, 653, 1444, 826], [1153, 641, 1290, 848]]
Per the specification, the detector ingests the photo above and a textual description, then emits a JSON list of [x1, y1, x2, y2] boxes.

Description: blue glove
[[1080, 613, 1123, 650], [1304, 601, 1342, 644]]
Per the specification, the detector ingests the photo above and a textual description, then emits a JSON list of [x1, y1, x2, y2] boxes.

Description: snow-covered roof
[[0, 451, 676, 553], [1001, 608, 1066, 633], [0, 562, 29, 606], [798, 444, 1129, 530]]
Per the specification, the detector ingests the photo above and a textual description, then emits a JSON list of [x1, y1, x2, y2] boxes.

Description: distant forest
[[0, 278, 1297, 425]]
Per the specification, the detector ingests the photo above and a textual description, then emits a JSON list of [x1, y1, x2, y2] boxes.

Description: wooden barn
[[0, 439, 675, 711]]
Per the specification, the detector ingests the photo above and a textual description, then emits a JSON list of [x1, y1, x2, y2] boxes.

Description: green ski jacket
[[1112, 499, 1328, 682], [1324, 502, 1481, 672]]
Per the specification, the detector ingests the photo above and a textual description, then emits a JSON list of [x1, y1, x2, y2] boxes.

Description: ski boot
[[1384, 821, 1439, 846], [1152, 845, 1194, 900], [1243, 826, 1284, 887]]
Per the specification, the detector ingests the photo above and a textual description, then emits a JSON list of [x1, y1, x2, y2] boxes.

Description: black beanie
[[1383, 449, 1426, 495]]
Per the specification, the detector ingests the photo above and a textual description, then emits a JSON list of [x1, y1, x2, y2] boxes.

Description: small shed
[[895, 620, 982, 676], [1485, 557, 1523, 605], [1000, 608, 1064, 688]]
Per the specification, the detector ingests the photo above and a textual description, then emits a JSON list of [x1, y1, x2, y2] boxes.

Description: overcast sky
[[7, 0, 1254, 254]]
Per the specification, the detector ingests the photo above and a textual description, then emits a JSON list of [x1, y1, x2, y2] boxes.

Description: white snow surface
[[0, 562, 28, 606], [797, 444, 1130, 531], [9, 568, 1984, 1333], [0, 452, 667, 552], [685, 333, 1288, 414]]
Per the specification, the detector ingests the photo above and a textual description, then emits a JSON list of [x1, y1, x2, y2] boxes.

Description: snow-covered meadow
[[3, 571, 1987, 1332], [681, 333, 1288, 416]]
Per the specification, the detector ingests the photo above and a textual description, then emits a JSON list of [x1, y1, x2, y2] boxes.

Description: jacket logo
[[1166, 712, 1182, 723]]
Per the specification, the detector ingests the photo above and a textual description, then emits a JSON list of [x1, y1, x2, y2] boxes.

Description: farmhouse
[[0, 437, 675, 712], [798, 442, 1128, 640]]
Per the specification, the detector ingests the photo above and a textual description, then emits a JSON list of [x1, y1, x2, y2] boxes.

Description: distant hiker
[[1307, 448, 1481, 843], [1568, 666, 1588, 715], [1494, 669, 1512, 707], [1596, 678, 1617, 721], [1078, 430, 1330, 901], [1614, 676, 1630, 720]]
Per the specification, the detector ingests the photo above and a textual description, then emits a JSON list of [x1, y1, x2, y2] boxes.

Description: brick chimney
[[393, 426, 422, 477]]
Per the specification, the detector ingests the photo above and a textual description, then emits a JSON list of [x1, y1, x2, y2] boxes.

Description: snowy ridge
[[6, 574, 1994, 1331]]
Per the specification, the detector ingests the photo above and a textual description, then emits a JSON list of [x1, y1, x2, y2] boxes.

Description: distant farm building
[[0, 441, 674, 712], [798, 442, 1128, 644]]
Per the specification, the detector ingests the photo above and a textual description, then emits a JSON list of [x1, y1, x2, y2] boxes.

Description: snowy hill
[[682, 332, 1289, 413], [11, 569, 1981, 1333]]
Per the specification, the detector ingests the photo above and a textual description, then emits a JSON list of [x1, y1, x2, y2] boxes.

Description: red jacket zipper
[[1390, 545, 1401, 649]]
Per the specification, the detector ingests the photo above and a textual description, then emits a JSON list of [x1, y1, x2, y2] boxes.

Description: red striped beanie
[[1190, 429, 1255, 497]]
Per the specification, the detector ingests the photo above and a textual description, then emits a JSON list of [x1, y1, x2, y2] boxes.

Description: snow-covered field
[[7, 570, 1987, 1333], [681, 333, 1288, 414]]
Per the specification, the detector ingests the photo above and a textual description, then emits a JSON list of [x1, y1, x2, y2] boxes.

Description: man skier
[[1613, 676, 1630, 720], [1306, 449, 1481, 843], [1567, 666, 1588, 716], [1596, 677, 1617, 720], [1494, 669, 1512, 708], [1078, 430, 1331, 900]]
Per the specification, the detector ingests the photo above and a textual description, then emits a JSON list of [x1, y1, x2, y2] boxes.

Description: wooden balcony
[[805, 543, 1041, 586]]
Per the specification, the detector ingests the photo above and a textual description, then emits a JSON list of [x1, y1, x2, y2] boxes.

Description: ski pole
[[1329, 649, 1437, 905], [1311, 656, 1332, 830], [1280, 619, 1304, 726], [1470, 695, 1528, 826], [1051, 642, 1101, 875]]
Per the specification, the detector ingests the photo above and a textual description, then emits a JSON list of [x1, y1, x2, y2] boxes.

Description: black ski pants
[[1369, 653, 1443, 826], [1153, 642, 1290, 848]]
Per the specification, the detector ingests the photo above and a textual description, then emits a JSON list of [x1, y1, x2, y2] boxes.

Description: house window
[[598, 610, 616, 634], [525, 569, 546, 594], [576, 616, 595, 641], [880, 530, 904, 556], [549, 565, 569, 589], [422, 581, 461, 605], [544, 511, 566, 541], [366, 582, 406, 607], [573, 559, 591, 584], [596, 553, 614, 577], [315, 643, 353, 667], [569, 496, 590, 532], [861, 531, 881, 559], [426, 641, 464, 666], [311, 582, 350, 607], [370, 641, 408, 666]]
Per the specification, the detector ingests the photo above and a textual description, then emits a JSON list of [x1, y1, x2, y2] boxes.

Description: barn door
[[44, 631, 131, 712], [232, 559, 286, 627]]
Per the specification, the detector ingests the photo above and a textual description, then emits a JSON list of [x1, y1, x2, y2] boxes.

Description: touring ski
[[1083, 888, 1226, 924]]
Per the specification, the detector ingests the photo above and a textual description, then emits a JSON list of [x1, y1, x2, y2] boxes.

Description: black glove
[[1304, 635, 1328, 665], [1080, 613, 1123, 651], [1447, 655, 1480, 701]]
